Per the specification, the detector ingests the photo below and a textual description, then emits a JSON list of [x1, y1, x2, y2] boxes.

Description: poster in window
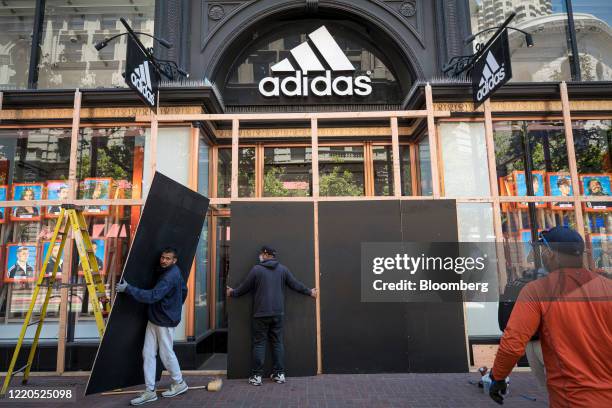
[[82, 178, 111, 216], [4, 243, 37, 283], [45, 181, 70, 218], [41, 241, 63, 278], [581, 174, 612, 211], [11, 183, 43, 221], [514, 170, 546, 209], [0, 185, 7, 223], [589, 234, 612, 271], [78, 238, 106, 275], [548, 173, 573, 210]]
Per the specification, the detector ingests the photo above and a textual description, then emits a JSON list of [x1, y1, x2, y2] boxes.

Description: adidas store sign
[[471, 30, 512, 106], [125, 35, 159, 109], [258, 26, 372, 98]]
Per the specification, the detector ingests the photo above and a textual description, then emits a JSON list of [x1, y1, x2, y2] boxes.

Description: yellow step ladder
[[1, 205, 110, 396]]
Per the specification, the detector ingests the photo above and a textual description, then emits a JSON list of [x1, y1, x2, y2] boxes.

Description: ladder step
[[27, 320, 40, 327], [12, 363, 30, 375]]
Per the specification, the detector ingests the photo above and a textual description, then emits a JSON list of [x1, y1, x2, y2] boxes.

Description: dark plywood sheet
[[86, 172, 209, 395], [319, 200, 468, 373], [227, 202, 316, 379]]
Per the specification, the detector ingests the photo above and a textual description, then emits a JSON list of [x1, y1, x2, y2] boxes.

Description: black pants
[[251, 316, 284, 376]]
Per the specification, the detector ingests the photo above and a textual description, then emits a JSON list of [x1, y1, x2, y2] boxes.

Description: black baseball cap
[[260, 246, 276, 256], [539, 226, 584, 256]]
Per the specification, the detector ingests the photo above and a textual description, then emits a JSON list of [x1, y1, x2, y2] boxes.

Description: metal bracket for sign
[[443, 12, 516, 78]]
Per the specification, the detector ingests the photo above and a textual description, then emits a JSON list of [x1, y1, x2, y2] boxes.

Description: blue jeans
[[251, 316, 284, 376]]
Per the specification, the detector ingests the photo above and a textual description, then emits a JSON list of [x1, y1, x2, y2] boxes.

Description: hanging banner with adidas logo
[[471, 29, 512, 106], [125, 34, 159, 110], [258, 26, 372, 98]]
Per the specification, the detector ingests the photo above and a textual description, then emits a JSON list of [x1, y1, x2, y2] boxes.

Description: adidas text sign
[[125, 35, 159, 109], [130, 61, 156, 106], [471, 30, 512, 106], [259, 26, 373, 98]]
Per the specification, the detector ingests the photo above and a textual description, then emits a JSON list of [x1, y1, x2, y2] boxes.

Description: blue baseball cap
[[539, 226, 584, 256], [260, 246, 276, 256]]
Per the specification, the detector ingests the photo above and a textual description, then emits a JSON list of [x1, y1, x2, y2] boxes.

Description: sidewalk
[[0, 372, 548, 407]]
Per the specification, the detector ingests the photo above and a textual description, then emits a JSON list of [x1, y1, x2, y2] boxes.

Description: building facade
[[0, 0, 611, 372]]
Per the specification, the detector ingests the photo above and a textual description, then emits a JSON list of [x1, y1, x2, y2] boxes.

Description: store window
[[418, 137, 432, 196], [400, 145, 412, 196], [318, 146, 365, 197], [36, 0, 155, 89], [372, 145, 394, 196], [215, 217, 230, 329], [263, 147, 312, 197], [495, 121, 569, 199], [0, 1, 35, 89], [440, 122, 490, 197], [217, 148, 255, 198], [469, 0, 572, 81]]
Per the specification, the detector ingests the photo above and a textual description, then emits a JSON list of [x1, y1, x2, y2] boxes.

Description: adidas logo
[[258, 26, 372, 97], [130, 60, 156, 106], [476, 51, 506, 102]]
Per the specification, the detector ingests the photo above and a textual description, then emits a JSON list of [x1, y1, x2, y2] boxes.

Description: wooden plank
[[56, 287, 69, 374], [364, 142, 374, 196], [425, 84, 441, 198], [311, 119, 319, 198], [149, 116, 158, 181], [390, 117, 402, 197], [231, 119, 239, 199], [410, 144, 418, 196], [68, 89, 82, 198], [185, 126, 200, 338], [256, 144, 264, 197], [135, 110, 451, 123], [314, 201, 322, 374], [560, 81, 585, 238]]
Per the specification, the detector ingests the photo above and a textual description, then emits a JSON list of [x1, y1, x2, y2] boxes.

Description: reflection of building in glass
[[472, 0, 553, 32]]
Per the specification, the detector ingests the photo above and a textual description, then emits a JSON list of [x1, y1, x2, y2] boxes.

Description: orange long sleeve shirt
[[492, 268, 612, 408]]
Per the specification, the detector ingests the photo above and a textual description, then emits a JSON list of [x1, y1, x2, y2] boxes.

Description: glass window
[[418, 137, 432, 196], [37, 0, 155, 89], [440, 122, 490, 197], [372, 145, 394, 196], [469, 0, 572, 81], [571, 0, 612, 81], [76, 127, 146, 201], [215, 217, 230, 329], [195, 218, 209, 336], [0, 1, 35, 89], [400, 145, 412, 196], [217, 148, 255, 198], [318, 146, 364, 197], [584, 210, 612, 278], [263, 147, 312, 197], [494, 121, 569, 199]]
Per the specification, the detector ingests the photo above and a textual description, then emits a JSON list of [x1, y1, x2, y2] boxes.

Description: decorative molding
[[432, 100, 612, 113], [0, 106, 202, 121], [306, 0, 319, 13], [399, 1, 416, 17], [209, 4, 226, 20], [380, 0, 424, 47], [216, 126, 413, 138], [202, 1, 250, 38]]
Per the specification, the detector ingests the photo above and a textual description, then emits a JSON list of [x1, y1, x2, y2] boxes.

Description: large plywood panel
[[86, 172, 209, 395], [227, 202, 316, 379]]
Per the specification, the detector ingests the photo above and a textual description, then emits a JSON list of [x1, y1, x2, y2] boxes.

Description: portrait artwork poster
[[514, 170, 546, 209], [41, 241, 64, 279], [78, 238, 106, 275], [4, 243, 37, 283], [45, 180, 71, 218], [11, 183, 43, 221], [0, 185, 7, 223], [548, 172, 574, 210], [82, 178, 112, 216], [581, 174, 612, 212]]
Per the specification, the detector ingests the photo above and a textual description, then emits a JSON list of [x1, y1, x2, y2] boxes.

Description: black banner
[[125, 35, 158, 109], [472, 29, 512, 106]]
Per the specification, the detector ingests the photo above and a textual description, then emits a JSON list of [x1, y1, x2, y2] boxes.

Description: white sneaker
[[162, 380, 188, 398], [130, 390, 158, 405], [270, 373, 286, 384], [249, 375, 262, 386]]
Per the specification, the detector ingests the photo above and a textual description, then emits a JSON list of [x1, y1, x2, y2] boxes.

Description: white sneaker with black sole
[[270, 373, 286, 384], [249, 375, 262, 386]]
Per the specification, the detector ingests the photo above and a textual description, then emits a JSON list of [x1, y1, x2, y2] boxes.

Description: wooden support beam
[[425, 83, 441, 198], [560, 81, 585, 238], [311, 118, 319, 198], [149, 116, 158, 182], [391, 117, 401, 197], [231, 119, 239, 199]]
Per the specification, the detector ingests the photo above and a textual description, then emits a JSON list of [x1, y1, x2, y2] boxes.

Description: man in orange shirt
[[489, 226, 612, 407]]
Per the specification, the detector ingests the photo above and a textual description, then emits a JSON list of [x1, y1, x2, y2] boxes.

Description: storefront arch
[[198, 0, 426, 106]]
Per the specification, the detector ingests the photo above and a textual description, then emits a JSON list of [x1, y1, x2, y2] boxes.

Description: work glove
[[488, 371, 508, 405], [116, 280, 129, 293]]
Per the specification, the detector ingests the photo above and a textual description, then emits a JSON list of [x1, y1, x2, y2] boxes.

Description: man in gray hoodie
[[227, 246, 317, 386]]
